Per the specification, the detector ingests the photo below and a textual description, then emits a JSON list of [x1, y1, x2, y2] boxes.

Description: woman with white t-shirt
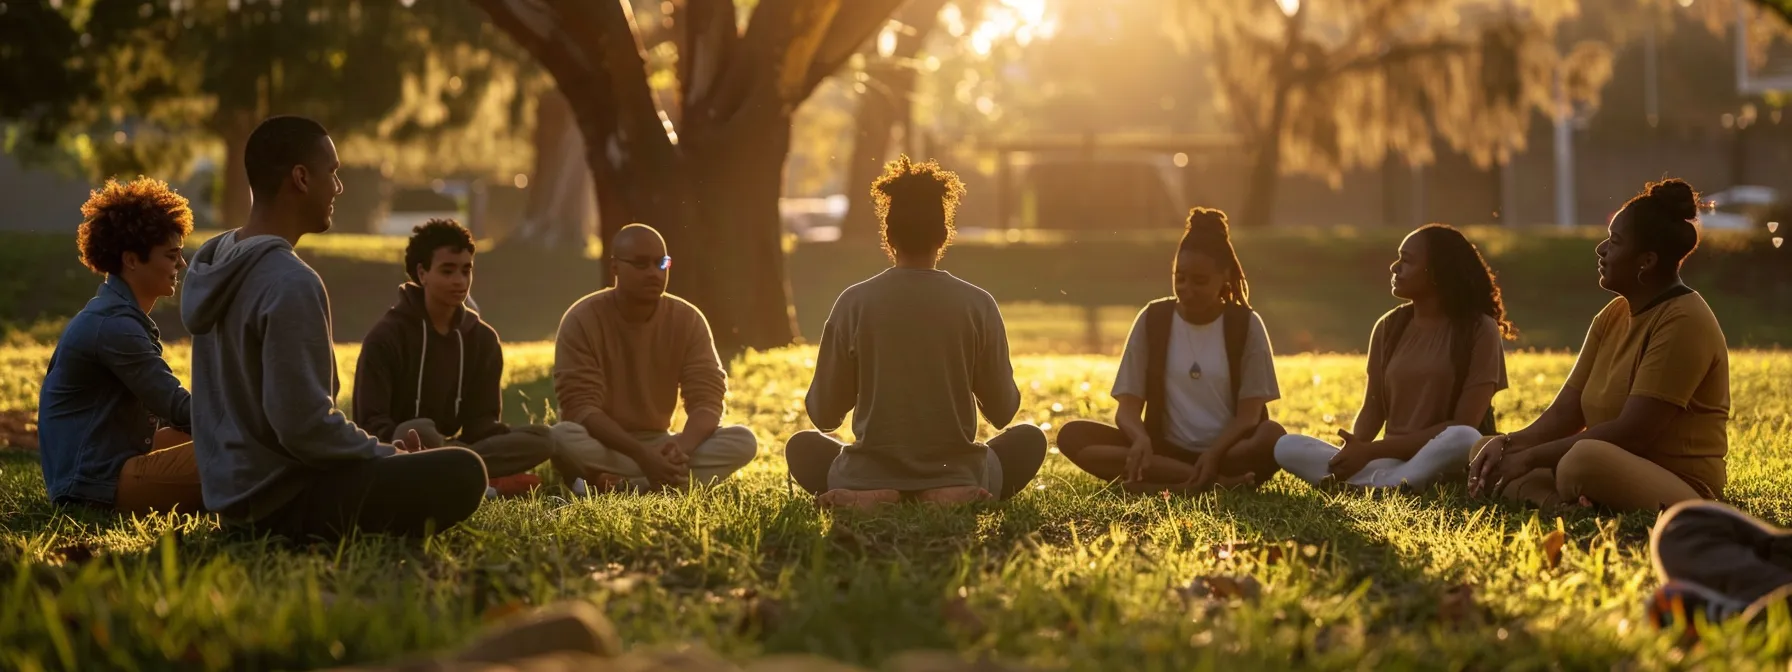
[[1274, 224, 1515, 490], [1055, 208, 1286, 493]]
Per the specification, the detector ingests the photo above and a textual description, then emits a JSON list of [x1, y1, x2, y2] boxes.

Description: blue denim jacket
[[38, 275, 192, 505]]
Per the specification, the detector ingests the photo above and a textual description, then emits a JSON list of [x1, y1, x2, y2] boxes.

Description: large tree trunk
[[681, 126, 798, 352], [1239, 83, 1290, 229], [511, 89, 599, 248], [839, 77, 905, 241], [841, 0, 952, 241], [218, 111, 256, 229]]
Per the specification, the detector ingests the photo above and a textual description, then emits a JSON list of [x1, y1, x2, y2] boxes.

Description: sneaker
[[1647, 580, 1750, 632], [487, 474, 542, 499]]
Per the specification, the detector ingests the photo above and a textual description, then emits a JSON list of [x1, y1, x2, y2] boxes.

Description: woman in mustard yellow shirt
[[1468, 179, 1729, 512]]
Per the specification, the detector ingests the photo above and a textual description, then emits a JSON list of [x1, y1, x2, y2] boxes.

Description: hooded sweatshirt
[[353, 283, 508, 443], [181, 231, 393, 523]]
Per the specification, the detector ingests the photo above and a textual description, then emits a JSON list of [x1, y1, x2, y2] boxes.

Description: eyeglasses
[[614, 255, 671, 271]]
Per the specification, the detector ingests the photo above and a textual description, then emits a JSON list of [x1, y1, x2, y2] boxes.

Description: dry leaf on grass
[[733, 588, 784, 637], [1542, 529, 1567, 569], [1211, 541, 1285, 565], [0, 410, 38, 451], [942, 597, 987, 639], [1176, 575, 1263, 603], [1437, 584, 1482, 627], [480, 600, 530, 624], [50, 542, 97, 566]]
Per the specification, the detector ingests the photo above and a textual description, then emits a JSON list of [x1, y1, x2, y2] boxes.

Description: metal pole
[[1644, 14, 1660, 127], [1553, 70, 1576, 229]]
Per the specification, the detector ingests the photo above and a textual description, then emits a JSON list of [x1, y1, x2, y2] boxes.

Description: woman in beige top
[[1275, 224, 1516, 489]]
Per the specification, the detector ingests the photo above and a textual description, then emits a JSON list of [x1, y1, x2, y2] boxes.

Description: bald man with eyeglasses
[[549, 224, 758, 493]]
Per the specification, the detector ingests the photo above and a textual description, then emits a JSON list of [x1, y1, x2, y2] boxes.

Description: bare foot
[[572, 470, 630, 496], [1123, 472, 1257, 496], [817, 489, 901, 509], [913, 486, 993, 505], [1214, 472, 1259, 489], [1123, 480, 1202, 495]]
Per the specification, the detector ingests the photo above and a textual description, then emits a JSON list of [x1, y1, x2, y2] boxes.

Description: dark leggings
[[1053, 419, 1282, 485], [1653, 501, 1792, 604], [255, 447, 488, 541], [784, 425, 1049, 500]]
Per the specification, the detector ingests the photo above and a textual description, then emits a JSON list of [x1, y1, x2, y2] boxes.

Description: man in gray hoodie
[[181, 115, 487, 540]]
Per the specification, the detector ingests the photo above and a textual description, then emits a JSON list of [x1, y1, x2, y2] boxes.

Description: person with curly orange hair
[[784, 156, 1046, 509], [37, 177, 202, 515]]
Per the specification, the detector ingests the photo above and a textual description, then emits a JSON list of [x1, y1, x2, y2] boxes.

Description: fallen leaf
[[481, 600, 529, 624], [942, 597, 987, 639], [1211, 541, 1287, 566], [1183, 575, 1261, 602], [1542, 529, 1567, 569], [51, 542, 96, 565], [1437, 584, 1481, 627], [0, 410, 37, 451], [735, 590, 784, 637]]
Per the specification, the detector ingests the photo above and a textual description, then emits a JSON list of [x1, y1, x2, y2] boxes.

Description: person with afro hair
[[1470, 178, 1730, 513], [38, 177, 202, 515], [785, 156, 1047, 509]]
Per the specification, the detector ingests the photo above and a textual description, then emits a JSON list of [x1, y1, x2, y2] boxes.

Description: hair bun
[[1186, 207, 1230, 233], [1645, 179, 1700, 221]]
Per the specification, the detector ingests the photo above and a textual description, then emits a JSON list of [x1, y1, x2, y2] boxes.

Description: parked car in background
[[1702, 185, 1781, 231], [379, 184, 466, 237], [780, 194, 847, 242]]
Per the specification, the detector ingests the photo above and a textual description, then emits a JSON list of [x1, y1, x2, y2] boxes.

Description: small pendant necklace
[[1182, 318, 1204, 380]]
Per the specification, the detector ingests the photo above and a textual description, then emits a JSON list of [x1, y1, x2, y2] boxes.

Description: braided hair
[[1178, 207, 1251, 309]]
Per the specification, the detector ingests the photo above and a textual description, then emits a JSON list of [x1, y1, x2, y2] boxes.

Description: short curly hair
[[404, 218, 476, 282], [76, 178, 194, 276], [872, 155, 966, 263]]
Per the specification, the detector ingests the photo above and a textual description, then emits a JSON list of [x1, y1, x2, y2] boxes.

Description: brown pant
[[1471, 437, 1702, 512], [115, 429, 205, 515], [393, 419, 560, 479]]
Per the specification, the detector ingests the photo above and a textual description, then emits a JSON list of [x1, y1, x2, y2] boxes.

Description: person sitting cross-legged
[[38, 177, 204, 516], [549, 224, 758, 493], [353, 219, 566, 498], [1273, 224, 1514, 491], [1054, 207, 1285, 494], [1468, 179, 1729, 513], [784, 156, 1047, 509], [183, 116, 487, 541]]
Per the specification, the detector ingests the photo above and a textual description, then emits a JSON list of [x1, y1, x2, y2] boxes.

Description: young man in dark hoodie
[[353, 219, 560, 498], [182, 115, 486, 540]]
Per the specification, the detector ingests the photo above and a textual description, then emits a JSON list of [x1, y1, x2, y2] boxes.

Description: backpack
[[1142, 298, 1266, 448], [1378, 305, 1497, 436]]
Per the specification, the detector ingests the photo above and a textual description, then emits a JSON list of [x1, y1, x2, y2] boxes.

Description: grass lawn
[[2, 345, 1791, 670]]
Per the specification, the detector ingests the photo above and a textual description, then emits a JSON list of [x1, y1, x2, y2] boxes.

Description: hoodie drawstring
[[416, 319, 464, 420]]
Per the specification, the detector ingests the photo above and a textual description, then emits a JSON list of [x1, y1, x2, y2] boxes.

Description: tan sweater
[[553, 290, 727, 433]]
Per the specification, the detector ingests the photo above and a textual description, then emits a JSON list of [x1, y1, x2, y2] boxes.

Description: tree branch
[[545, 0, 677, 160], [797, 0, 909, 100], [678, 0, 739, 123], [472, 0, 596, 84], [1304, 39, 1470, 85]]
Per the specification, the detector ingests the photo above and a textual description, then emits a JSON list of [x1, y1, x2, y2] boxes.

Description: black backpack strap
[[1142, 298, 1177, 446], [1222, 304, 1268, 423]]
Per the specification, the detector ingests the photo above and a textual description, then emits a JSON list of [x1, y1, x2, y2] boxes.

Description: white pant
[[1274, 425, 1482, 489], [549, 423, 758, 489]]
